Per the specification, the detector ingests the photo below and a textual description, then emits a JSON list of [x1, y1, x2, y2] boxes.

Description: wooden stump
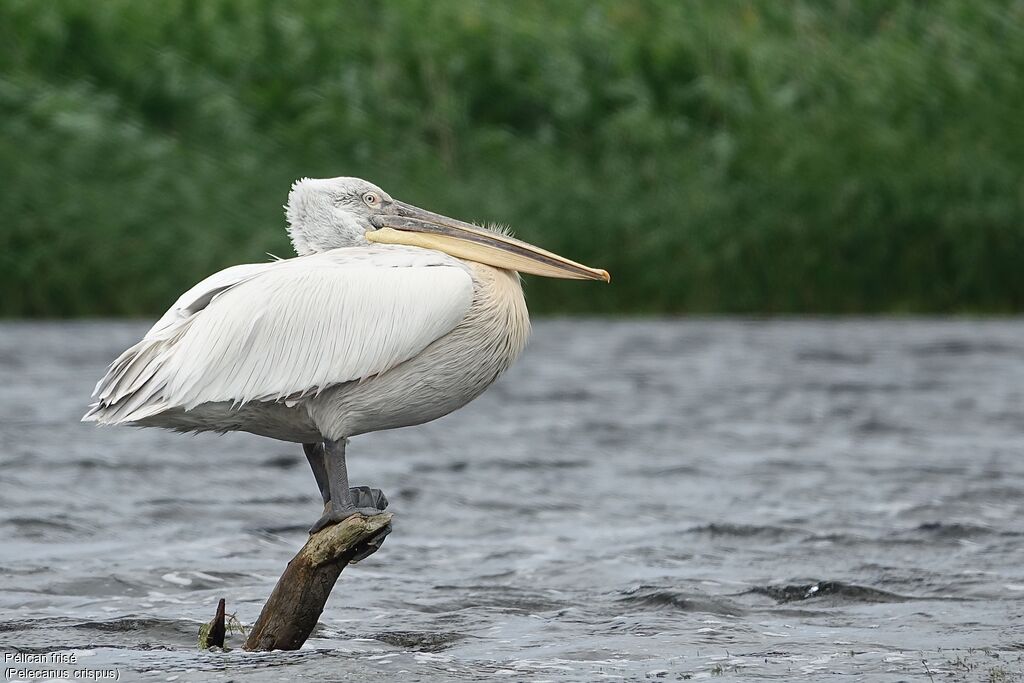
[[205, 598, 226, 648], [243, 512, 393, 651]]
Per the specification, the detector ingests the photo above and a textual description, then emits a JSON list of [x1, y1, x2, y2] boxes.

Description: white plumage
[[85, 247, 473, 425]]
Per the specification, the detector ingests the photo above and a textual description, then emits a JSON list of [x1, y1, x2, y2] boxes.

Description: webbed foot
[[308, 486, 389, 534]]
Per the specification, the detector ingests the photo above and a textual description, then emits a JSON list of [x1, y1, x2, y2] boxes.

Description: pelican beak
[[367, 201, 610, 282]]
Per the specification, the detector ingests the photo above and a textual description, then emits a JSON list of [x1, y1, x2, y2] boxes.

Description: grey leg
[[308, 438, 388, 534], [303, 442, 330, 505]]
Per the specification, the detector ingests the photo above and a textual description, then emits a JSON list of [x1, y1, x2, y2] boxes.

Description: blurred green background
[[2, 0, 1023, 316]]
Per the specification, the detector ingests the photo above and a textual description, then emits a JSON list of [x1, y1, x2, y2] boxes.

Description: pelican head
[[285, 176, 610, 282]]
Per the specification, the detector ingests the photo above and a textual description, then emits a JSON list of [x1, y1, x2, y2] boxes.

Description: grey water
[[1, 319, 1023, 682]]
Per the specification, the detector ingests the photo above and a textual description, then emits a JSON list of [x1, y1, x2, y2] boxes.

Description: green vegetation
[[2, 1, 1023, 316]]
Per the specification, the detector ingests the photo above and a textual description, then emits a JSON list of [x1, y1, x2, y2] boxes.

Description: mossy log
[[243, 512, 393, 651]]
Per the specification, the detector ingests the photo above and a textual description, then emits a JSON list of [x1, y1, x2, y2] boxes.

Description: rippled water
[[2, 319, 1023, 681]]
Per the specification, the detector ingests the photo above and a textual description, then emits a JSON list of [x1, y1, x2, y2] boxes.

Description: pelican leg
[[309, 438, 388, 534], [302, 442, 330, 505]]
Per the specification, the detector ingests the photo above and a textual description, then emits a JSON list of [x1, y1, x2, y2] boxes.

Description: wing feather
[[84, 248, 474, 423]]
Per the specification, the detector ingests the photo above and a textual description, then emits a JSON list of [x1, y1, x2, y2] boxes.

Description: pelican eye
[[362, 191, 381, 207]]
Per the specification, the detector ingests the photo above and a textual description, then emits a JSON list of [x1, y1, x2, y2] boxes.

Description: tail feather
[[84, 333, 179, 425], [83, 260, 265, 426]]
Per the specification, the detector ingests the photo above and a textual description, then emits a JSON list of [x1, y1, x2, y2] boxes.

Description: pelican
[[84, 177, 608, 532]]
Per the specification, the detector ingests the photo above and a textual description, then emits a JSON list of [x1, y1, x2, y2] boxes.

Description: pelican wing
[[146, 262, 273, 337], [85, 248, 474, 423]]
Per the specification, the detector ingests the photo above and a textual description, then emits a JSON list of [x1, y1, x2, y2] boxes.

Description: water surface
[[1, 320, 1023, 681]]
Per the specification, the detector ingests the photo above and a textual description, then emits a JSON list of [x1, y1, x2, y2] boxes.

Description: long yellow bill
[[368, 202, 610, 282]]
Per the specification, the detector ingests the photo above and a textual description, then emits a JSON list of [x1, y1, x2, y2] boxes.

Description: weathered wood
[[206, 598, 226, 649], [243, 512, 393, 651]]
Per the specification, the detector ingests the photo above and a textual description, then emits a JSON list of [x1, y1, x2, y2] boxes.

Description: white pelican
[[84, 177, 609, 532]]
